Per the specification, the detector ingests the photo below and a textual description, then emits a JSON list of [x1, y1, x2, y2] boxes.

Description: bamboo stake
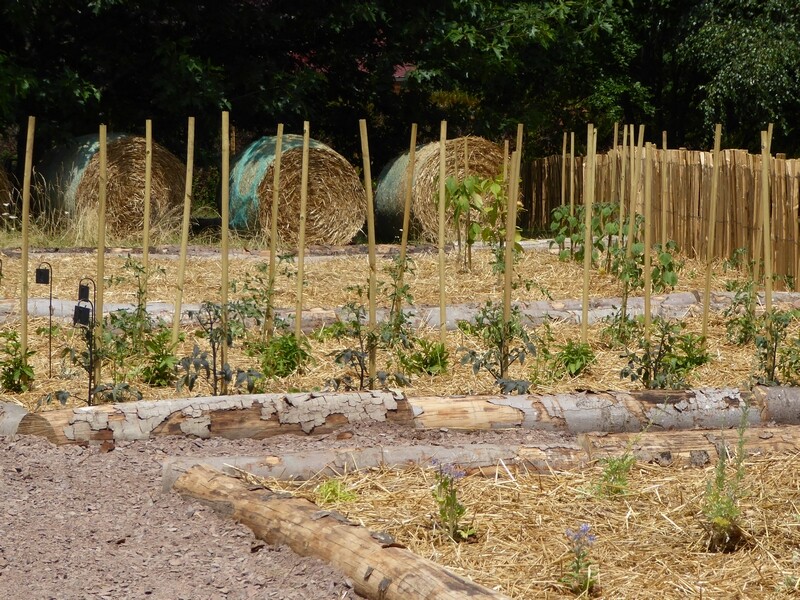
[[610, 122, 619, 203], [702, 125, 722, 339], [753, 124, 773, 289], [265, 124, 284, 340], [762, 127, 774, 312], [569, 132, 575, 217], [502, 140, 509, 183], [503, 150, 520, 329], [560, 131, 567, 207], [625, 124, 641, 258], [516, 123, 524, 161], [141, 120, 153, 290], [19, 116, 34, 359], [644, 143, 653, 341], [464, 137, 472, 270], [171, 117, 195, 346], [359, 119, 378, 384], [95, 124, 108, 387], [618, 125, 627, 238], [394, 124, 417, 319], [661, 131, 668, 246], [581, 124, 596, 343], [294, 122, 310, 339], [220, 112, 230, 387], [437, 121, 447, 344]]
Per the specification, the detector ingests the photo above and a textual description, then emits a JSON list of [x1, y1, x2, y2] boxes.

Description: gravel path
[[0, 424, 564, 599]]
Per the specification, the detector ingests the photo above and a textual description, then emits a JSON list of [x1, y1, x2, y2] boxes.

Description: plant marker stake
[[266, 123, 284, 341], [95, 124, 108, 387], [752, 123, 773, 309], [359, 119, 378, 384], [626, 125, 644, 259], [394, 123, 417, 319], [141, 119, 153, 295], [19, 116, 34, 360], [644, 143, 653, 342], [702, 124, 722, 340], [581, 124, 596, 343], [220, 112, 230, 391], [464, 137, 472, 270], [762, 126, 774, 313], [295, 121, 310, 339], [560, 131, 567, 207], [661, 131, 668, 246], [437, 121, 447, 344], [35, 262, 53, 378], [172, 117, 195, 346]]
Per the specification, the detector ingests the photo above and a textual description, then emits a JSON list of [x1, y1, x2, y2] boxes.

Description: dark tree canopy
[[1, 0, 799, 180]]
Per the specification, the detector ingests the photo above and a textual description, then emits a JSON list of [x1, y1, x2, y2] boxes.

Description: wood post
[[19, 116, 34, 358], [266, 123, 284, 340], [171, 117, 195, 346], [294, 121, 310, 338], [581, 124, 596, 343], [394, 124, 417, 319], [360, 119, 378, 383], [141, 119, 153, 286], [643, 143, 653, 340], [95, 124, 108, 387], [437, 121, 447, 344], [702, 125, 722, 339], [220, 113, 230, 388]]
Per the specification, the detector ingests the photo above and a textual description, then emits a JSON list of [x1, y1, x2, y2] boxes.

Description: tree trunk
[[6, 386, 800, 445], [173, 464, 512, 600]]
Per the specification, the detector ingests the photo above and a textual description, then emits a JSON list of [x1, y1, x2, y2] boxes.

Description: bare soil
[[0, 423, 555, 599]]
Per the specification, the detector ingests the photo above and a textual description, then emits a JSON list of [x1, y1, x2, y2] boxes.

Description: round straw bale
[[375, 136, 504, 242], [37, 134, 185, 241], [229, 135, 366, 246]]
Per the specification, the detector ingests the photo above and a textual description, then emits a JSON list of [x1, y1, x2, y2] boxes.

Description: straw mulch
[[256, 146, 367, 247], [0, 244, 793, 411], [73, 136, 185, 243], [410, 136, 505, 242], [263, 452, 800, 599]]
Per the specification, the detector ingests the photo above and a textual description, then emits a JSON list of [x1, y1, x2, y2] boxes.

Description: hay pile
[[37, 134, 185, 242], [375, 136, 504, 242], [229, 135, 366, 246]]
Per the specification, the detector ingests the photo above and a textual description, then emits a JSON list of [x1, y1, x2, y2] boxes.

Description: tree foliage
[[1, 0, 800, 179]]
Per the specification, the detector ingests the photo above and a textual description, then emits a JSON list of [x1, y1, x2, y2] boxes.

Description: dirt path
[[1, 423, 558, 599]]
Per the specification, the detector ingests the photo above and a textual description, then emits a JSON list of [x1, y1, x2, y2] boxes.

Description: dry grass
[[264, 452, 800, 599]]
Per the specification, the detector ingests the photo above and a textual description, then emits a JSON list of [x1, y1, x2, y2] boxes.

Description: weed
[[723, 279, 758, 345], [177, 344, 210, 394], [399, 339, 449, 376], [599, 310, 641, 349], [315, 479, 356, 504], [702, 404, 750, 552], [92, 381, 142, 404], [0, 330, 35, 392], [139, 323, 180, 386], [561, 524, 599, 596], [255, 332, 311, 379], [431, 461, 475, 542], [754, 309, 797, 385]]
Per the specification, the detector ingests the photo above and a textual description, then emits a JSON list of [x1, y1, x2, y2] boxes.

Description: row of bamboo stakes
[[575, 122, 779, 343], [530, 126, 800, 291], [13, 115, 526, 394]]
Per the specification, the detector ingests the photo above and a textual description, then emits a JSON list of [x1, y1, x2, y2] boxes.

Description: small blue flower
[[565, 523, 597, 548]]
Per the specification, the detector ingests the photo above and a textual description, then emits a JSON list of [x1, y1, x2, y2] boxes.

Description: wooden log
[[162, 423, 800, 493], [8, 387, 800, 446], [173, 464, 512, 600]]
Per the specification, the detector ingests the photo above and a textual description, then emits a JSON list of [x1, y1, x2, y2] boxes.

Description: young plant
[[561, 524, 599, 596], [753, 309, 797, 385], [315, 479, 356, 504], [723, 279, 758, 345], [556, 340, 595, 377], [595, 454, 636, 497], [702, 404, 750, 552], [138, 322, 180, 387], [620, 318, 709, 389], [431, 461, 475, 542], [92, 381, 142, 404], [0, 330, 35, 392], [256, 332, 311, 379], [599, 310, 642, 349], [459, 301, 535, 393], [399, 338, 449, 376]]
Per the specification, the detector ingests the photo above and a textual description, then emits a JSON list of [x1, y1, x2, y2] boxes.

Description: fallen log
[[161, 424, 800, 490], [6, 386, 800, 445], [173, 464, 512, 600]]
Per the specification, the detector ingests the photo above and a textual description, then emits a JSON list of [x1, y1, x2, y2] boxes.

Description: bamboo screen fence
[[524, 148, 800, 286]]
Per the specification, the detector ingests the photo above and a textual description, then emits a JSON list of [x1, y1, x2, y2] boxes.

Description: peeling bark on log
[[6, 387, 800, 445], [173, 464, 512, 600]]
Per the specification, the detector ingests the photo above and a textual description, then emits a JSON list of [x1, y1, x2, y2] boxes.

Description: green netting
[[229, 134, 325, 230], [37, 133, 126, 214]]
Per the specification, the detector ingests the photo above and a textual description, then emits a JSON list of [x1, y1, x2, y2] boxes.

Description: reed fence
[[523, 148, 800, 286]]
